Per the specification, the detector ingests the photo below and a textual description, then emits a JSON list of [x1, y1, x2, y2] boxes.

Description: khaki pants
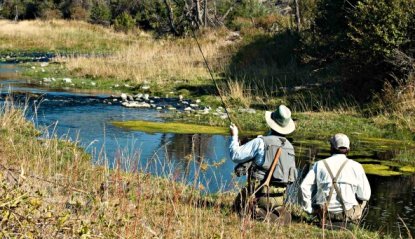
[[233, 185, 286, 217], [318, 201, 367, 224]]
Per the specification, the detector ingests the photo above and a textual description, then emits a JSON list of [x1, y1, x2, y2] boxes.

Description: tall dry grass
[[0, 19, 134, 52], [373, 75, 415, 133], [57, 36, 225, 84], [219, 80, 253, 108]]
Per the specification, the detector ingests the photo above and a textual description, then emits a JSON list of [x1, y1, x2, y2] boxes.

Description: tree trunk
[[164, 0, 179, 35], [14, 5, 18, 21], [195, 0, 203, 25], [203, 0, 208, 27], [294, 0, 301, 32]]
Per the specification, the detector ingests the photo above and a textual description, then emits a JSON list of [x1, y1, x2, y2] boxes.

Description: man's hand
[[229, 123, 238, 137]]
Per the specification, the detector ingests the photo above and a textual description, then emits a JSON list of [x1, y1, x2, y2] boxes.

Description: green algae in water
[[111, 120, 262, 135], [400, 165, 415, 173], [362, 164, 403, 176]]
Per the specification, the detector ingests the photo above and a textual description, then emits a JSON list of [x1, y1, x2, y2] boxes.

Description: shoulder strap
[[322, 159, 349, 214]]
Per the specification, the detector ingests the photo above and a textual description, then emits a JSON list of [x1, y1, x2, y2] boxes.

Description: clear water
[[1, 63, 414, 237]]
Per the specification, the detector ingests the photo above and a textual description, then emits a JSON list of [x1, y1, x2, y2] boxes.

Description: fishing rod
[[188, 24, 233, 125]]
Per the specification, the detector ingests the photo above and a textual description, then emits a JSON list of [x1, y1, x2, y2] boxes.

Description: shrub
[[41, 8, 63, 19], [90, 1, 111, 25], [69, 4, 90, 20], [114, 12, 136, 33]]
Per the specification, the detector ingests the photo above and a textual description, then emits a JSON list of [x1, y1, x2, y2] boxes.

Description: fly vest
[[234, 136, 297, 185]]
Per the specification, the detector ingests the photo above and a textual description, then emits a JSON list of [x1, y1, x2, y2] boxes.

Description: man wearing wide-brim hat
[[229, 105, 297, 222], [300, 133, 371, 227]]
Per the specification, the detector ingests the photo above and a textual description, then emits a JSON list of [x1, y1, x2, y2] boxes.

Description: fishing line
[[188, 25, 233, 125]]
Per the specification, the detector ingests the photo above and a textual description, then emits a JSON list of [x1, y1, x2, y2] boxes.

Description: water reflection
[[365, 174, 415, 235]]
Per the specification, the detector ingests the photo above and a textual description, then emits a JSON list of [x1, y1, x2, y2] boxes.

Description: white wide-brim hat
[[265, 105, 295, 135]]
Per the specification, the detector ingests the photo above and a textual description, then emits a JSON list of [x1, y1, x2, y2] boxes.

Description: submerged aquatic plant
[[111, 120, 262, 135], [362, 164, 402, 176]]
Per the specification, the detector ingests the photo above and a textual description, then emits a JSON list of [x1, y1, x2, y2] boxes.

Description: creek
[[0, 62, 414, 237]]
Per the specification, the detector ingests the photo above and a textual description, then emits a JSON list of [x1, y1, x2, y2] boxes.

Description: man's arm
[[229, 136, 262, 164], [300, 165, 317, 214], [355, 164, 371, 201]]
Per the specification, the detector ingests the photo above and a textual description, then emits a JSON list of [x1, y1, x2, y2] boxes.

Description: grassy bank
[[0, 104, 390, 238], [0, 20, 136, 54], [2, 19, 229, 94]]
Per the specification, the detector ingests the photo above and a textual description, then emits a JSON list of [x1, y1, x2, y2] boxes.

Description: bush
[[41, 8, 63, 20], [114, 12, 136, 33], [310, 0, 415, 100], [69, 5, 90, 20], [348, 0, 414, 63], [90, 1, 111, 25]]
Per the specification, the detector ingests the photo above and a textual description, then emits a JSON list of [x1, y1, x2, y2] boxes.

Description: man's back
[[301, 154, 371, 213]]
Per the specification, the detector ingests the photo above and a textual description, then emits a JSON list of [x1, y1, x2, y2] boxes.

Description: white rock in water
[[138, 102, 151, 108], [201, 109, 210, 115], [63, 78, 72, 83], [31, 66, 36, 69], [134, 93, 143, 99], [120, 93, 128, 101], [124, 84, 130, 88], [40, 62, 49, 67], [113, 99, 118, 102], [190, 104, 198, 108], [91, 82, 96, 86], [42, 78, 52, 83], [122, 101, 151, 108], [168, 106, 176, 111], [153, 96, 160, 99], [184, 107, 192, 111], [114, 84, 120, 88], [127, 95, 134, 101], [41, 68, 45, 73], [182, 101, 189, 105], [143, 94, 149, 101], [156, 106, 163, 110], [51, 78, 56, 81], [195, 99, 201, 104], [141, 85, 150, 90], [179, 95, 184, 101]]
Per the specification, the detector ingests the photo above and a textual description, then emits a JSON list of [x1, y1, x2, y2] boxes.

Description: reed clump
[[372, 75, 415, 134]]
